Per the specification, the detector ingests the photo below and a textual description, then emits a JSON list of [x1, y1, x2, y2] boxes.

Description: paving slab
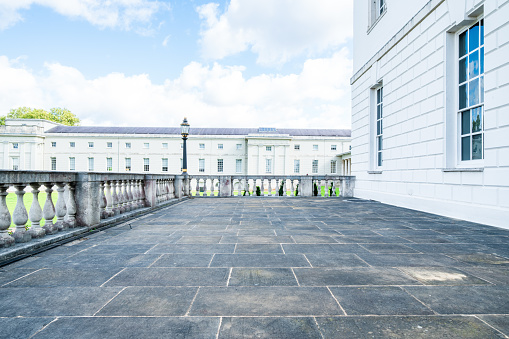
[[218, 317, 321, 339], [398, 267, 490, 285], [234, 244, 283, 253], [150, 254, 214, 267], [0, 317, 56, 339], [228, 268, 298, 286], [210, 254, 310, 268], [2, 268, 122, 287]]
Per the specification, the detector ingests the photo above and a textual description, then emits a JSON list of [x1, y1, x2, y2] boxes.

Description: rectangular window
[[51, 157, 56, 170], [199, 143, 205, 149], [294, 144, 300, 150], [312, 160, 318, 174], [69, 142, 75, 148], [313, 145, 318, 151], [125, 158, 131, 171], [107, 157, 113, 171], [236, 143, 242, 150], [88, 142, 94, 148], [162, 158, 168, 172], [217, 159, 223, 173], [162, 143, 168, 149], [331, 160, 337, 174], [266, 158, 272, 173], [370, 0, 386, 26], [144, 158, 150, 172], [376, 87, 383, 167], [266, 146, 272, 152], [107, 142, 113, 148], [331, 145, 337, 151], [11, 157, 19, 170], [236, 159, 242, 173], [144, 143, 149, 149], [199, 159, 205, 172], [218, 144, 223, 149], [458, 19, 484, 161], [88, 157, 94, 171], [125, 142, 131, 149], [51, 142, 56, 147], [69, 157, 75, 171], [12, 143, 19, 149], [294, 160, 300, 174]]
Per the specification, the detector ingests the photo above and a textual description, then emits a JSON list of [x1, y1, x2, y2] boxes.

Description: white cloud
[[0, 50, 352, 129], [0, 0, 170, 32], [197, 0, 353, 65], [162, 34, 171, 47]]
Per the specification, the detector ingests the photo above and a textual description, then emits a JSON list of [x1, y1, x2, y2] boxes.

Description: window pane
[[480, 47, 484, 74], [480, 19, 484, 45], [461, 136, 470, 161], [377, 105, 381, 119], [459, 84, 467, 109], [468, 50, 479, 79], [480, 76, 484, 103], [377, 152, 382, 166], [472, 107, 482, 133], [459, 30, 468, 57], [377, 136, 382, 151], [461, 110, 470, 135], [459, 57, 467, 83], [469, 22, 479, 52], [377, 88, 381, 103], [472, 134, 483, 160], [469, 78, 479, 106], [377, 121, 381, 135]]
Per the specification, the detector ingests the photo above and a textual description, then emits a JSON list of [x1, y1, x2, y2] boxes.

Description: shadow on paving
[[1, 198, 508, 338]]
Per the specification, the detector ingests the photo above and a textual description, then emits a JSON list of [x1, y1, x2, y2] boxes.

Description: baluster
[[12, 184, 31, 242], [208, 179, 213, 197], [127, 180, 133, 210], [131, 180, 138, 210], [282, 179, 287, 197], [268, 179, 272, 196], [105, 181, 113, 217], [119, 180, 126, 213], [66, 183, 77, 228], [100, 181, 107, 219], [112, 180, 119, 215], [54, 182, 68, 231], [194, 179, 199, 197], [140, 180, 146, 207], [331, 180, 337, 197], [42, 183, 58, 234], [260, 179, 265, 196], [0, 185, 15, 247], [28, 183, 45, 238]]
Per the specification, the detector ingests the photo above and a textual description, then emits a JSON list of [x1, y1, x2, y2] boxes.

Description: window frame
[[12, 142, 19, 149], [162, 143, 168, 149], [125, 142, 131, 149], [265, 158, 272, 174], [331, 160, 337, 174], [69, 142, 75, 148], [199, 159, 205, 172], [217, 159, 224, 173], [199, 143, 205, 150], [125, 158, 131, 171], [294, 159, 300, 174], [236, 159, 242, 173], [313, 145, 318, 151], [312, 160, 319, 174], [236, 144, 242, 150], [162, 158, 168, 172], [294, 144, 300, 151], [107, 142, 113, 148], [51, 157, 57, 171], [51, 142, 56, 148], [88, 142, 94, 148], [218, 143, 223, 150], [107, 157, 113, 171], [375, 86, 383, 168], [143, 158, 150, 172], [266, 146, 272, 152], [69, 157, 75, 171], [88, 157, 94, 171]]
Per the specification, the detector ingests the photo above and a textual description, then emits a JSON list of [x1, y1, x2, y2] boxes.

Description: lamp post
[[180, 117, 190, 175]]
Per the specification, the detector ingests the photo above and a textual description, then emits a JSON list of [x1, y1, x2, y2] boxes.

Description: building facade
[[0, 119, 351, 176], [351, 0, 509, 228]]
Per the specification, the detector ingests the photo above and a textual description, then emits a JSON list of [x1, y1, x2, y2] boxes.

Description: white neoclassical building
[[351, 0, 509, 228], [0, 119, 351, 176]]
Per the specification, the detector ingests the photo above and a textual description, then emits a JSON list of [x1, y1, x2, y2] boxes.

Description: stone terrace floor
[[1, 198, 509, 338]]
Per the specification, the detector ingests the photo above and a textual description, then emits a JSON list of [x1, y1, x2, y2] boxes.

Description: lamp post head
[[180, 117, 190, 137]]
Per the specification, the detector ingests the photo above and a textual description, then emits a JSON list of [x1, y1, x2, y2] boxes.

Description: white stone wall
[[351, 0, 509, 228]]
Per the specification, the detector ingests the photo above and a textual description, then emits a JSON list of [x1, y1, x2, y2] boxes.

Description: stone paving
[[1, 198, 509, 338]]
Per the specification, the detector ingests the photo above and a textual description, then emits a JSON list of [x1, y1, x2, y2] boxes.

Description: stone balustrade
[[0, 171, 185, 249], [188, 175, 355, 198]]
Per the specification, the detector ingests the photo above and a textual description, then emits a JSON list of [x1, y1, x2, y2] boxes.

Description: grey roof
[[45, 126, 351, 137]]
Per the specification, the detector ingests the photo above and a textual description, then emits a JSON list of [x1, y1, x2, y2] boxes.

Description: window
[[107, 142, 113, 148], [370, 0, 386, 26], [266, 146, 272, 152], [88, 157, 94, 171], [125, 142, 131, 149], [312, 160, 318, 174], [265, 158, 272, 173], [458, 19, 484, 161], [88, 142, 94, 148], [144, 158, 150, 172], [199, 143, 205, 149], [294, 144, 300, 150], [69, 142, 75, 148], [107, 157, 113, 171], [144, 143, 149, 149], [313, 145, 318, 151], [125, 158, 131, 171], [162, 158, 168, 172], [331, 160, 337, 174], [12, 143, 18, 149], [218, 144, 223, 149], [236, 144, 242, 150], [217, 159, 223, 173], [51, 142, 56, 147], [331, 145, 337, 151], [294, 160, 300, 174], [162, 143, 168, 149], [236, 159, 242, 173], [11, 157, 19, 170], [376, 87, 383, 167], [199, 159, 205, 172], [69, 157, 75, 171], [51, 157, 56, 170]]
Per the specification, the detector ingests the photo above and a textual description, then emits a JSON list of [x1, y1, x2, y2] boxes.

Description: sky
[[0, 0, 353, 129]]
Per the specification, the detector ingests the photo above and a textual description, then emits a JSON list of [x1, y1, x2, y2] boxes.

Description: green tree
[[1, 107, 80, 126]]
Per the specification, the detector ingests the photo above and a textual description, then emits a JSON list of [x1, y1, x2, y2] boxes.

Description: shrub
[[256, 186, 261, 196], [295, 184, 299, 196], [313, 182, 318, 196], [278, 181, 284, 196]]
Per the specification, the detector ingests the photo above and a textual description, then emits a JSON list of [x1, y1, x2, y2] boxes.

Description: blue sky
[[0, 0, 353, 128]]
